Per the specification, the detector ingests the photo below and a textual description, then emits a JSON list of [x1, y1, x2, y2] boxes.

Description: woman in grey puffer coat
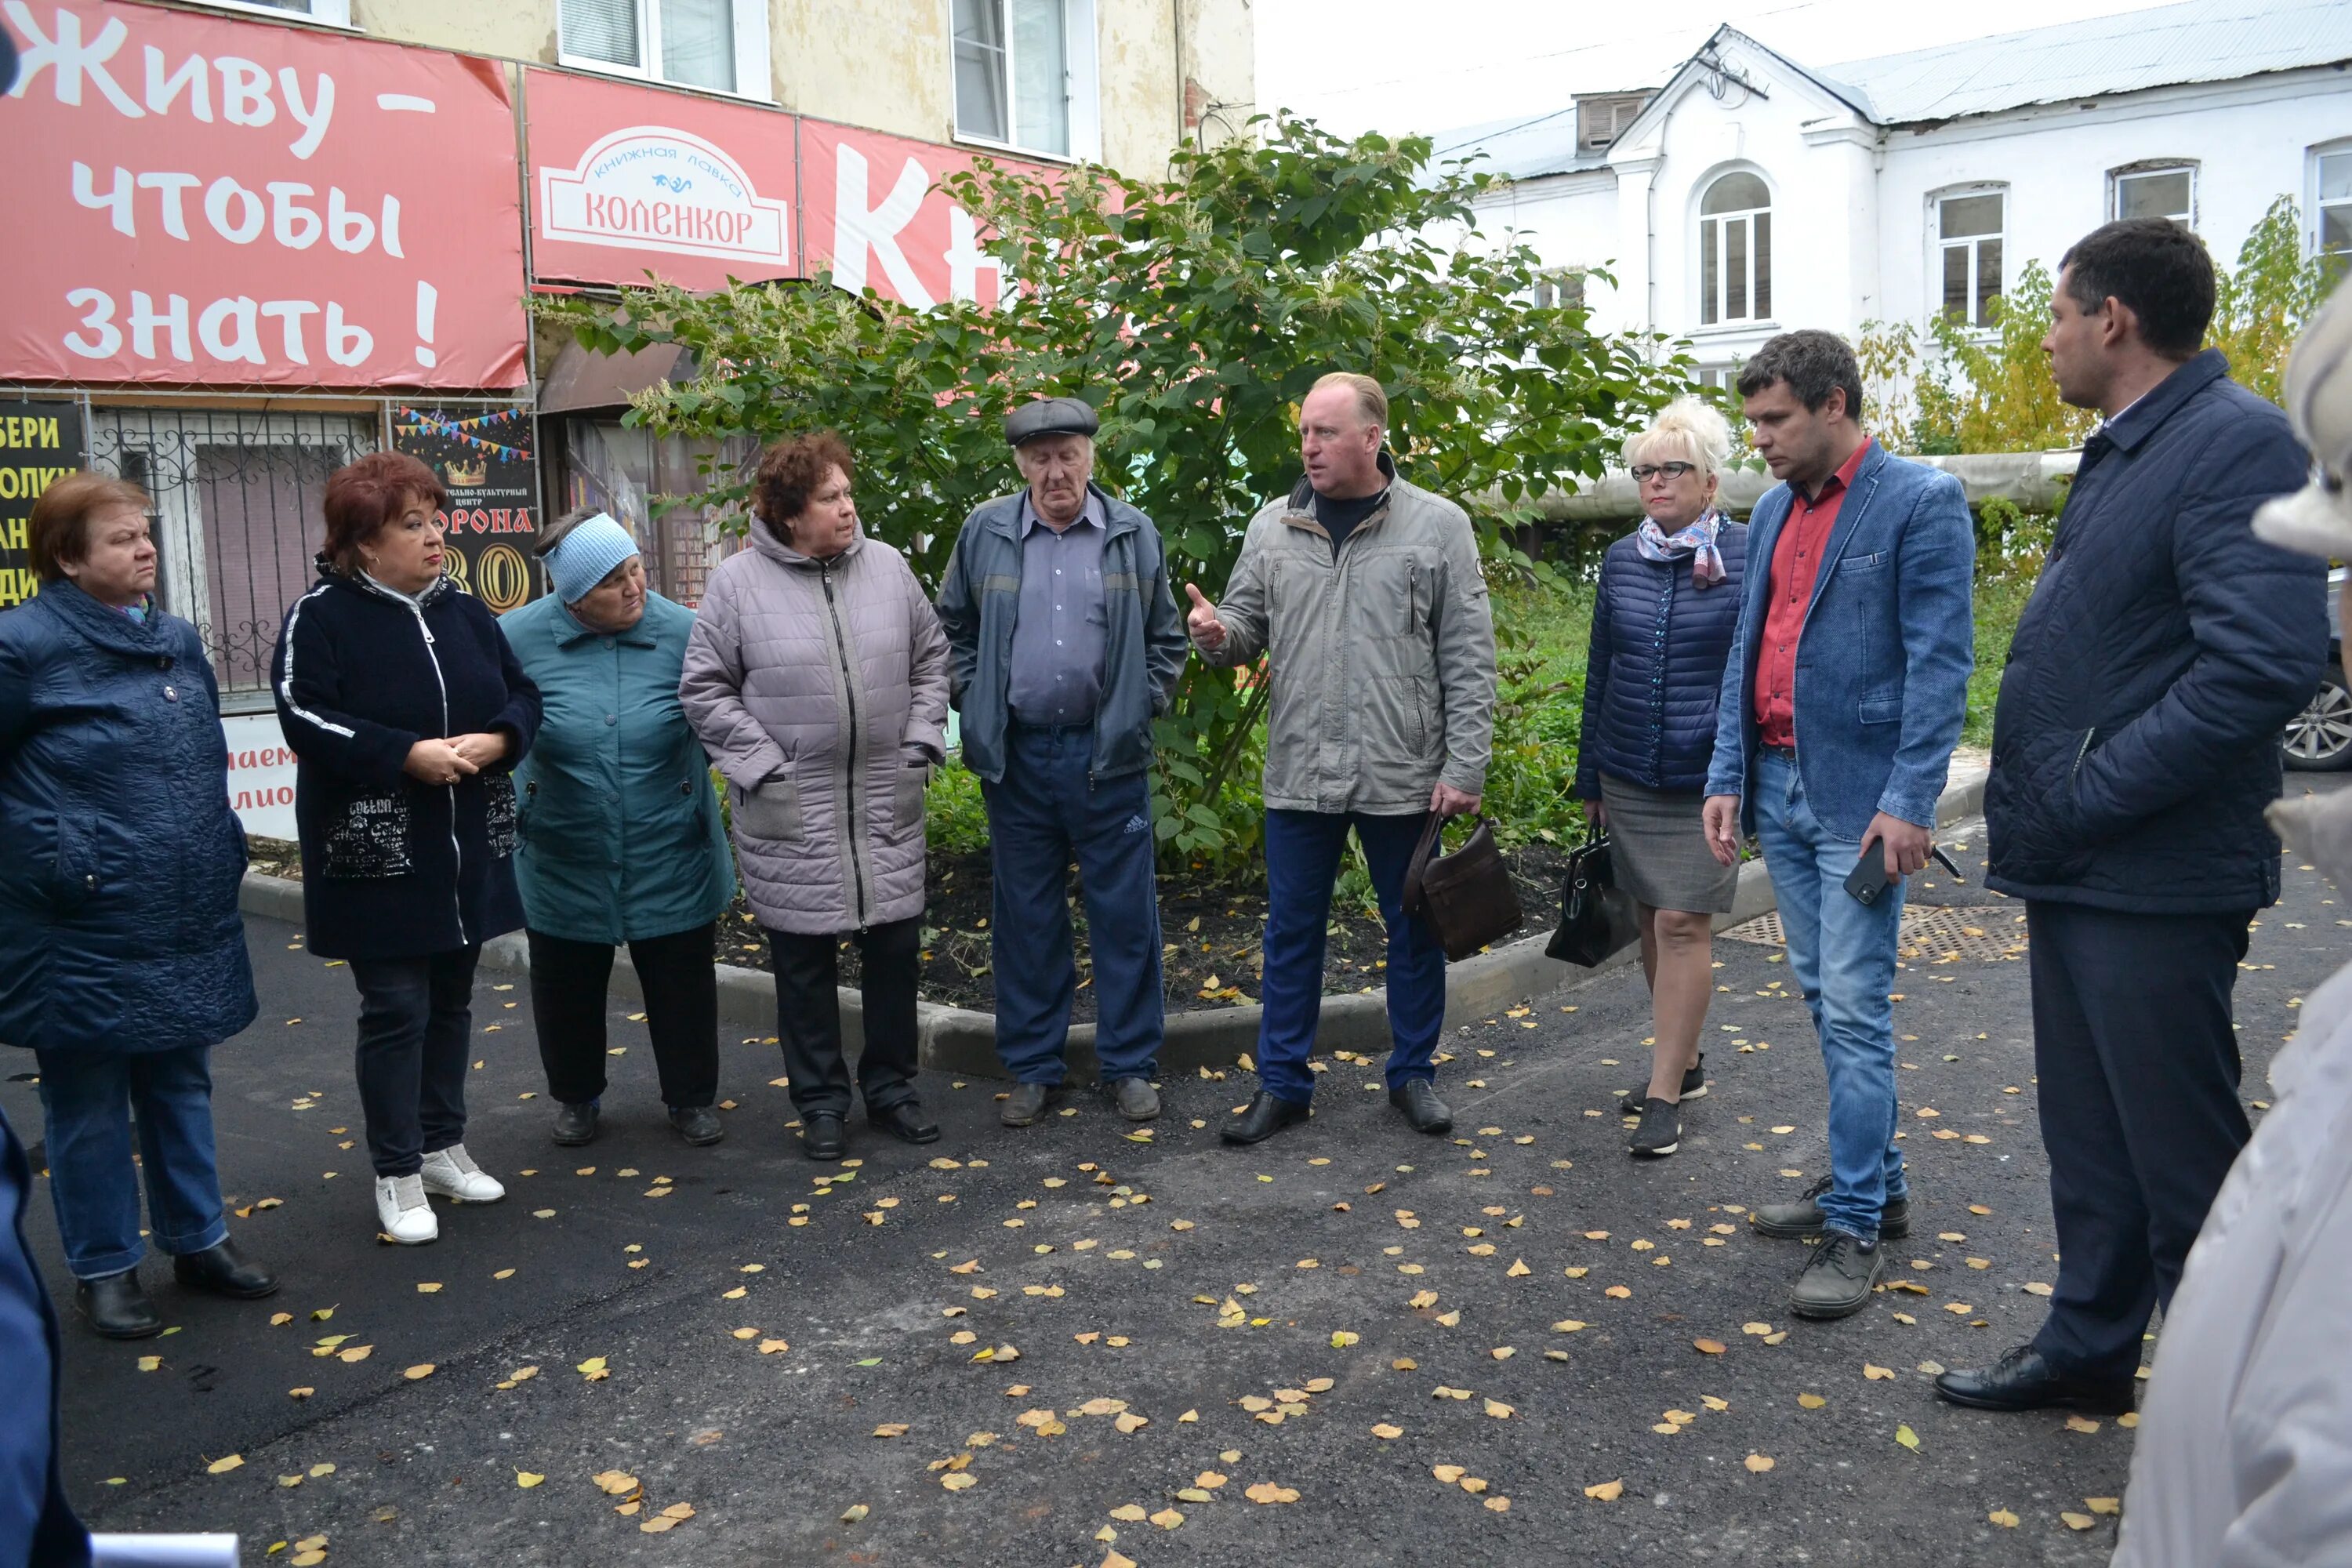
[[681, 432, 949, 1162]]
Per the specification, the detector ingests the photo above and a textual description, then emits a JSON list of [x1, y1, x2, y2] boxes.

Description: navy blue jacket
[[1986, 350, 2327, 913], [0, 1104, 88, 1568], [272, 570, 541, 960], [1708, 442, 1976, 840], [1576, 521, 1748, 797], [0, 582, 256, 1054]]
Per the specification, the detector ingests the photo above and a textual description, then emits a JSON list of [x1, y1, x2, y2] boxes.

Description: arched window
[[1698, 172, 1772, 327]]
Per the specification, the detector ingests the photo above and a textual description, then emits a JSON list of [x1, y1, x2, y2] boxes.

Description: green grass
[[1965, 573, 2033, 750]]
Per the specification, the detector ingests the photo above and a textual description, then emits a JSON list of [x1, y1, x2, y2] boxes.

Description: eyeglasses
[[1630, 462, 1698, 482]]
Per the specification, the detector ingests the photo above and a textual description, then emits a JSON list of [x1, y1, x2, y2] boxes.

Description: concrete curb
[[240, 764, 1989, 1086]]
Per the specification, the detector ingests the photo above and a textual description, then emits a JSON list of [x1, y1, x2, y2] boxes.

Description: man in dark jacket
[[935, 397, 1189, 1127], [1938, 219, 2329, 1417], [0, 1105, 90, 1567]]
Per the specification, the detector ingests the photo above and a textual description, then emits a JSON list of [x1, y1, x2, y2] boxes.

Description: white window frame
[[2312, 140, 2352, 262], [1931, 185, 2007, 332], [556, 0, 772, 103], [2110, 162, 2198, 227], [182, 0, 354, 24], [1694, 169, 1773, 331], [948, 0, 1102, 165]]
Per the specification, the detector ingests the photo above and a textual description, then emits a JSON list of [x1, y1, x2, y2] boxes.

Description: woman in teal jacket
[[499, 512, 734, 1148]]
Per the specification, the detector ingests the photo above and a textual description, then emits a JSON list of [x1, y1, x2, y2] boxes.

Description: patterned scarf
[[1635, 509, 1727, 588]]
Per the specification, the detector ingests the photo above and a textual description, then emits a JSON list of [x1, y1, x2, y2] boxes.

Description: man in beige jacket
[[1189, 372, 1497, 1145]]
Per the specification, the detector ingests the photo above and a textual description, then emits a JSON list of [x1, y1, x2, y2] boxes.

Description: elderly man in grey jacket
[[1189, 372, 1498, 1145], [2111, 283, 2352, 1568], [936, 397, 1189, 1127]]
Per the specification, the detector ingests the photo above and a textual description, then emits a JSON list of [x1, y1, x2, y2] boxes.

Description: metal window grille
[[88, 406, 379, 709]]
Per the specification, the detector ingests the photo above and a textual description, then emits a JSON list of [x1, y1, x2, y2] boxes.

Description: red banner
[[800, 120, 1055, 310], [0, 0, 525, 387], [524, 68, 798, 293]]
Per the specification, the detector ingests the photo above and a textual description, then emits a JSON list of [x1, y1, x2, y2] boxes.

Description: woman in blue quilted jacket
[[0, 473, 276, 1339], [1575, 398, 1750, 1159]]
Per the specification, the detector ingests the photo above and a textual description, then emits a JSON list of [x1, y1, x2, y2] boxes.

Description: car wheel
[[2284, 662, 2352, 771]]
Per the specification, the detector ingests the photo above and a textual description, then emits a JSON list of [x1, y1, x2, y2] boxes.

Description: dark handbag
[[1546, 833, 1640, 967], [1403, 815, 1526, 962]]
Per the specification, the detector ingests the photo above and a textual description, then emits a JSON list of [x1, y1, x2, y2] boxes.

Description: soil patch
[[249, 836, 1573, 1024]]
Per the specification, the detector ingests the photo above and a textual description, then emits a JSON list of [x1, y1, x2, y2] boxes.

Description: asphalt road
[[15, 781, 2350, 1566]]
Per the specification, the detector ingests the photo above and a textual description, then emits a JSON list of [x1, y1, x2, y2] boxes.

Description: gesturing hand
[[404, 737, 479, 788], [1184, 583, 1227, 652]]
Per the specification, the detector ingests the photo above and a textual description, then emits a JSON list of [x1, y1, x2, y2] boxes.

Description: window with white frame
[[953, 0, 1101, 161], [1936, 191, 2005, 328], [2316, 143, 2352, 269], [2112, 164, 2196, 227], [1697, 172, 1771, 328], [557, 0, 770, 99], [187, 0, 352, 20]]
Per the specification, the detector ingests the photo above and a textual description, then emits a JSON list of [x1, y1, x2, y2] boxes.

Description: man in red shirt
[[1703, 331, 1976, 1322]]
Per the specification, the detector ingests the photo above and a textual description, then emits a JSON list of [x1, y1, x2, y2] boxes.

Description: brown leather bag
[[1402, 814, 1525, 962]]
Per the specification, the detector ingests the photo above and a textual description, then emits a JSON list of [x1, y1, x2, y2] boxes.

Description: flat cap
[[1004, 396, 1100, 447]]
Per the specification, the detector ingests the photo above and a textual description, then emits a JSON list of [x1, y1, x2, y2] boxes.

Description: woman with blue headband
[[499, 510, 735, 1149]]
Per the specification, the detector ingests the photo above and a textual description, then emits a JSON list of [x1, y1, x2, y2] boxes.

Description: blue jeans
[[1258, 809, 1447, 1106], [1751, 750, 1907, 1241], [32, 1044, 228, 1279], [982, 725, 1163, 1084]]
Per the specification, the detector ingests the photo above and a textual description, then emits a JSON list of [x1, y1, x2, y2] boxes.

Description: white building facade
[[1444, 0, 2352, 384]]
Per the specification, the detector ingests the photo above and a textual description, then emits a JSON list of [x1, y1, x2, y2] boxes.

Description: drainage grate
[[1722, 906, 2028, 964]]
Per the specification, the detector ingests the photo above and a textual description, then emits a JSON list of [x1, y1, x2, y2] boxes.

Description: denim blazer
[[1704, 443, 1975, 840]]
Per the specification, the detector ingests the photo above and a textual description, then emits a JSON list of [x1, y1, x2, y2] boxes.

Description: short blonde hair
[[1309, 372, 1388, 430], [1624, 396, 1733, 479]]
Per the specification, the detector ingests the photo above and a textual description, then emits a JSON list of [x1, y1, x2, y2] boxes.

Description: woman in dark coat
[[0, 473, 274, 1338], [1575, 397, 1750, 1160], [272, 452, 540, 1246]]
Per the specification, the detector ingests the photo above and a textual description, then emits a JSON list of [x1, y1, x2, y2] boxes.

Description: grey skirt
[[1598, 773, 1738, 915]]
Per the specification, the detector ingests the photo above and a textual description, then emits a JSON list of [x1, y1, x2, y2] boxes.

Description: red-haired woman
[[271, 452, 540, 1245]]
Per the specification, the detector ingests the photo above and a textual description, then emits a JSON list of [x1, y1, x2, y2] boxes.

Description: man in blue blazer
[[1703, 331, 1975, 1321]]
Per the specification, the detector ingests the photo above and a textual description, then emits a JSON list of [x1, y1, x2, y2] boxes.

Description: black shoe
[[1628, 1097, 1680, 1157], [171, 1238, 279, 1300], [871, 1102, 941, 1145], [1750, 1174, 1911, 1240], [1000, 1082, 1064, 1128], [76, 1269, 162, 1339], [803, 1113, 847, 1161], [551, 1101, 600, 1146], [1933, 1345, 2136, 1416], [668, 1105, 724, 1146], [1107, 1077, 1160, 1121], [1221, 1091, 1310, 1145], [1388, 1079, 1453, 1135], [1624, 1054, 1707, 1108], [1788, 1228, 1882, 1320]]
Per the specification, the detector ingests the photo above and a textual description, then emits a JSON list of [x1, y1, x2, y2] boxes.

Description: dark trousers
[[980, 724, 1164, 1085], [528, 924, 720, 1109], [768, 915, 923, 1119], [32, 1044, 227, 1279], [2026, 899, 2254, 1380], [1256, 808, 1447, 1106], [347, 946, 481, 1178]]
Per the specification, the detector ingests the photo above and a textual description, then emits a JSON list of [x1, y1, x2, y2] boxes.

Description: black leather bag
[[1403, 815, 1526, 962], [1546, 833, 1640, 967]]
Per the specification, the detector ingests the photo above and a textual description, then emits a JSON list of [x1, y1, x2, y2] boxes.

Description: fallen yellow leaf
[[1989, 1509, 2020, 1527], [205, 1455, 243, 1475], [516, 1470, 545, 1488], [402, 1363, 434, 1381], [1243, 1482, 1299, 1504], [2061, 1512, 2097, 1530], [1584, 1479, 1624, 1501], [1744, 1454, 1775, 1473]]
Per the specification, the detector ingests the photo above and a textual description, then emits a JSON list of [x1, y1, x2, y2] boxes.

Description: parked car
[[2283, 565, 2352, 771]]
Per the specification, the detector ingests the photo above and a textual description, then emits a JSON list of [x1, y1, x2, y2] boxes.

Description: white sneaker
[[419, 1144, 506, 1203], [375, 1174, 437, 1245]]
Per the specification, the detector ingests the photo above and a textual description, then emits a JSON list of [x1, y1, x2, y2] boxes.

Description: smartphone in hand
[[1845, 852, 1894, 906]]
